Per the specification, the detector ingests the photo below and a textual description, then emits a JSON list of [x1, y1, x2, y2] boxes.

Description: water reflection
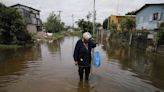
[[102, 36, 164, 90], [77, 81, 90, 92], [0, 44, 41, 76], [46, 38, 63, 54], [0, 44, 42, 90]]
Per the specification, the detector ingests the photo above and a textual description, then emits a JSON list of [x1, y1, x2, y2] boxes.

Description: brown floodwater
[[0, 36, 164, 92]]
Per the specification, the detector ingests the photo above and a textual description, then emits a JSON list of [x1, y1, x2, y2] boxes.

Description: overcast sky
[[1, 0, 163, 26]]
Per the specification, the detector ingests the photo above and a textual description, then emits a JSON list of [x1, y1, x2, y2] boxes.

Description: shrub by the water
[[0, 3, 32, 45]]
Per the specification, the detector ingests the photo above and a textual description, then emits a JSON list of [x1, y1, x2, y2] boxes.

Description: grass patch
[[52, 32, 64, 40], [69, 31, 82, 37], [0, 44, 23, 49]]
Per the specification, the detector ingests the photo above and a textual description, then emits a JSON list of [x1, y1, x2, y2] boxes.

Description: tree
[[126, 18, 135, 31], [76, 17, 101, 34], [76, 19, 93, 33], [0, 2, 6, 8], [110, 23, 117, 31], [96, 23, 101, 28], [120, 19, 126, 32], [120, 18, 136, 45], [44, 12, 65, 33], [0, 3, 32, 45], [103, 18, 108, 30], [125, 11, 136, 15]]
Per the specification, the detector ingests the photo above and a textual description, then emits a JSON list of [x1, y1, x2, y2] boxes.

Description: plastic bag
[[94, 50, 101, 67]]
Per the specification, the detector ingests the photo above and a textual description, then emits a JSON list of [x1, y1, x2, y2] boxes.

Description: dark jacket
[[73, 39, 96, 67]]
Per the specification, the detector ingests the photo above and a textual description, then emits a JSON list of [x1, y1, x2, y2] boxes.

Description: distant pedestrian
[[73, 32, 96, 81]]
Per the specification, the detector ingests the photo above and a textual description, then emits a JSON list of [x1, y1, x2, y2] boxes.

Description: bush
[[0, 3, 32, 45], [157, 22, 164, 45]]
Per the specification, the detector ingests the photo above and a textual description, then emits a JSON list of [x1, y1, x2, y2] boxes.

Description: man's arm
[[89, 39, 97, 48]]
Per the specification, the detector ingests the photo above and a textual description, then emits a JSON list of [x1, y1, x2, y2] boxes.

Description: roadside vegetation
[[0, 3, 33, 47], [42, 12, 65, 41], [52, 32, 64, 40], [156, 22, 164, 45]]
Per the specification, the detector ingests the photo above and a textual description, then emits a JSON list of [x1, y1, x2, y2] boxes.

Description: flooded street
[[0, 36, 164, 92]]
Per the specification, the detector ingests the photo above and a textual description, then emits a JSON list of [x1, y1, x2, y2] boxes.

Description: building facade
[[11, 4, 42, 33], [108, 15, 135, 32], [135, 3, 164, 30]]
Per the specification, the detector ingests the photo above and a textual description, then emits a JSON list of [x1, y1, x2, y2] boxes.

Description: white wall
[[136, 5, 164, 30], [26, 24, 37, 33]]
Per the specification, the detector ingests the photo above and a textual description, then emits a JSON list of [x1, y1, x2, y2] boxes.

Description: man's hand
[[75, 61, 78, 66]]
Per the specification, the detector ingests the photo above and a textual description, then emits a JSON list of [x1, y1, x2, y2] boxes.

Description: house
[[135, 3, 164, 30], [10, 4, 42, 33], [108, 15, 135, 32]]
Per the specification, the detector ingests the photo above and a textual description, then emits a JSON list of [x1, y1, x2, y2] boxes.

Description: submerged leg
[[85, 66, 91, 81], [78, 67, 84, 81]]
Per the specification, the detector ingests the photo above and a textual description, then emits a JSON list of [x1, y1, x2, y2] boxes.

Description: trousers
[[78, 66, 91, 81]]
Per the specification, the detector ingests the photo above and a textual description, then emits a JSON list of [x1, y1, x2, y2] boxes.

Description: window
[[30, 13, 36, 18], [112, 20, 114, 24], [153, 13, 158, 20], [24, 10, 30, 18]]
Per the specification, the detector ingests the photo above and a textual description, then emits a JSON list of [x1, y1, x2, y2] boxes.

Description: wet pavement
[[0, 36, 164, 92]]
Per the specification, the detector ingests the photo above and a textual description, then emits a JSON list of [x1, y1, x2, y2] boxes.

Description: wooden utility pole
[[93, 0, 96, 37], [72, 14, 74, 29]]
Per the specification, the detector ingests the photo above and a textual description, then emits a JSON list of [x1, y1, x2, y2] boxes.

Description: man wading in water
[[73, 32, 96, 81]]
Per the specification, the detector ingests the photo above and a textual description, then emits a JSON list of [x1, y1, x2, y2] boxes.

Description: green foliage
[[156, 29, 164, 44], [0, 44, 22, 49], [0, 3, 32, 45], [160, 22, 164, 28], [52, 32, 63, 40], [69, 31, 82, 36], [44, 12, 65, 33], [156, 22, 164, 45], [96, 23, 102, 28], [0, 3, 6, 8], [125, 11, 136, 15], [126, 18, 135, 31], [76, 19, 93, 33], [76, 18, 101, 34], [120, 19, 126, 31], [110, 23, 117, 31], [103, 18, 108, 30], [120, 18, 136, 32]]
